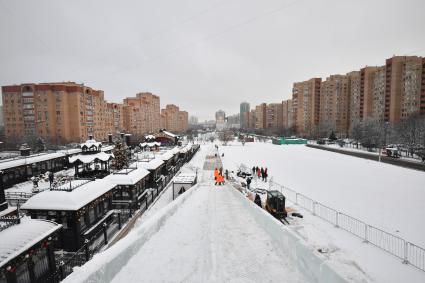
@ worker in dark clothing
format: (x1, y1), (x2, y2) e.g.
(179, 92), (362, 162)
(252, 166), (255, 175)
(48, 171), (54, 187)
(246, 177), (252, 190)
(225, 169), (229, 180)
(254, 194), (262, 208)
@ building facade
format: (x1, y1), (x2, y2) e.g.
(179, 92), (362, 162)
(2, 83), (188, 144)
(266, 103), (283, 129)
(254, 103), (267, 129)
(240, 102), (250, 129)
(292, 78), (321, 136)
(2, 82), (110, 144)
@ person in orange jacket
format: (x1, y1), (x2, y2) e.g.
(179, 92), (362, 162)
(214, 168), (219, 183)
(216, 174), (224, 186)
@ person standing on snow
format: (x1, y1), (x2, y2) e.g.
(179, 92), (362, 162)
(217, 174), (224, 186)
(257, 167), (261, 179)
(252, 166), (255, 175)
(214, 168), (219, 185)
(254, 194), (262, 208)
(260, 167), (265, 181)
(264, 167), (268, 182)
(246, 177), (252, 190)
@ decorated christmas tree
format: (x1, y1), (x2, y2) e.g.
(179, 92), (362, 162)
(111, 142), (129, 170)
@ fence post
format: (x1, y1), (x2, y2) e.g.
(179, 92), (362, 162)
(118, 211), (122, 230)
(59, 261), (65, 280)
(84, 240), (90, 262)
(103, 223), (108, 245)
(403, 242), (408, 264)
(312, 201), (316, 216)
(335, 212), (339, 228)
(363, 225), (368, 243)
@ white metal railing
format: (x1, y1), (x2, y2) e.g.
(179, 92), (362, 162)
(268, 179), (425, 272)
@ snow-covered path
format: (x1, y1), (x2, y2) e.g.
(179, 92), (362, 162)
(111, 183), (305, 283)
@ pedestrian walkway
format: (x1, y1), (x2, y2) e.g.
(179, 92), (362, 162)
(109, 183), (305, 283)
(203, 155), (223, 170)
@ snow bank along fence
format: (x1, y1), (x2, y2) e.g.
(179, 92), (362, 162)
(269, 179), (425, 272)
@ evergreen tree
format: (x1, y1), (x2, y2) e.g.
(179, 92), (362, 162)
(112, 142), (129, 170)
(329, 131), (337, 141)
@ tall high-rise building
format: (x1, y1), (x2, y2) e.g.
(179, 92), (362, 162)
(292, 78), (321, 136)
(240, 102), (250, 129)
(347, 71), (361, 129)
(123, 92), (161, 136)
(255, 103), (267, 129)
(248, 109), (256, 129)
(319, 75), (350, 136)
(266, 103), (283, 129)
(189, 116), (198, 125)
(385, 56), (425, 122)
(161, 104), (188, 133)
(215, 110), (226, 130)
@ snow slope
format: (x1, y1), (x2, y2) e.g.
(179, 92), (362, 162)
(111, 184), (306, 283)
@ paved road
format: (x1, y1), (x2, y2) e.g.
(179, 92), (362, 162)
(307, 144), (425, 172)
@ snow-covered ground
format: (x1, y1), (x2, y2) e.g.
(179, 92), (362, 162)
(219, 141), (425, 282)
(63, 141), (425, 282)
(219, 141), (425, 247)
(111, 184), (306, 283)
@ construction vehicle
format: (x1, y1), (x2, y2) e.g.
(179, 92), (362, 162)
(265, 190), (288, 223)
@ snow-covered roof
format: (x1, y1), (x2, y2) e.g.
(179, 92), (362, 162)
(101, 145), (114, 152)
(140, 142), (161, 148)
(0, 218), (62, 268)
(179, 144), (193, 154)
(58, 148), (82, 155)
(0, 152), (66, 171)
(171, 147), (181, 155)
(21, 179), (116, 211)
(68, 152), (114, 164)
(137, 158), (164, 171)
(162, 130), (177, 138)
(80, 139), (102, 149)
(105, 166), (150, 185)
(145, 135), (156, 140)
(173, 173), (196, 184)
(159, 151), (174, 161)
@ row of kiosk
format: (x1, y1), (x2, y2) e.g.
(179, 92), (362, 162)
(0, 137), (200, 283)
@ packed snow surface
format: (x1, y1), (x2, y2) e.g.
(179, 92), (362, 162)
(111, 184), (305, 282)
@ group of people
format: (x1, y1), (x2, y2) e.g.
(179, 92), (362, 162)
(214, 167), (225, 186)
(252, 166), (268, 182)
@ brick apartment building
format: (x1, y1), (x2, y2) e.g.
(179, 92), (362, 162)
(1, 82), (111, 144)
(122, 92), (161, 137)
(292, 78), (321, 136)
(266, 103), (283, 129)
(242, 55), (425, 138)
(255, 103), (267, 129)
(2, 83), (188, 144)
(160, 104), (189, 133)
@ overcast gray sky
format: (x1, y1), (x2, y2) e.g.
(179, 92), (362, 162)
(1, 0), (425, 120)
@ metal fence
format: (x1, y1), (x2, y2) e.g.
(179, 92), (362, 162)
(269, 180), (425, 272)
